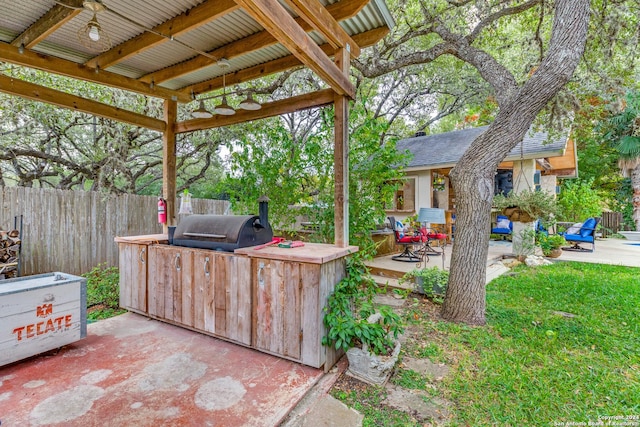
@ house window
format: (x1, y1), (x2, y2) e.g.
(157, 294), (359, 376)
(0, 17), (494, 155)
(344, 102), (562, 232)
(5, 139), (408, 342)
(534, 171), (541, 191)
(387, 178), (415, 212)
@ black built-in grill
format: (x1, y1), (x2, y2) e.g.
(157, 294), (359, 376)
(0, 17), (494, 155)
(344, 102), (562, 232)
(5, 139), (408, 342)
(172, 197), (273, 251)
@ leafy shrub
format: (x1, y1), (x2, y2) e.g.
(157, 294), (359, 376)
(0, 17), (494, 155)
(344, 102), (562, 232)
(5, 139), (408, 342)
(536, 233), (566, 256)
(322, 255), (404, 355)
(557, 179), (604, 222)
(83, 263), (123, 320)
(616, 178), (635, 230)
(399, 266), (449, 301)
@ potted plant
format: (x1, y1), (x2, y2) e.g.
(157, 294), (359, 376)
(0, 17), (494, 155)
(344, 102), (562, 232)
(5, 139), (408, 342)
(433, 174), (446, 191)
(399, 266), (449, 299)
(537, 233), (566, 258)
(322, 256), (404, 385)
(493, 189), (560, 223)
(396, 191), (404, 210)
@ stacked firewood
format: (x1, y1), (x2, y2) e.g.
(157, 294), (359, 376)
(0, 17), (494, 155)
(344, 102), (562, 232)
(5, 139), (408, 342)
(0, 228), (21, 280)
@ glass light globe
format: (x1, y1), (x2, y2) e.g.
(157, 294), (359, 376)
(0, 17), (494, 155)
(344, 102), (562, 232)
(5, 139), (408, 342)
(88, 24), (100, 41)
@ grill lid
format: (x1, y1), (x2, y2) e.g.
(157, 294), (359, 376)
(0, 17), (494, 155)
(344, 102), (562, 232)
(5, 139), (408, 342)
(174, 215), (261, 243)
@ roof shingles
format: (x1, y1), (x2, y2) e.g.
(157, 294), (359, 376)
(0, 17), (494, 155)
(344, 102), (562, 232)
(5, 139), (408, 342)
(396, 126), (567, 169)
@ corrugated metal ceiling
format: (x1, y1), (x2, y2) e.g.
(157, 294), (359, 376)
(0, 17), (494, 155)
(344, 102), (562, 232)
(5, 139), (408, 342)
(0, 0), (393, 98)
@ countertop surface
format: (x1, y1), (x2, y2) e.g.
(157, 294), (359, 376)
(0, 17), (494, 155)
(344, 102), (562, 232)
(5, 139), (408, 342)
(114, 234), (168, 245)
(235, 242), (358, 264)
(115, 235), (357, 264)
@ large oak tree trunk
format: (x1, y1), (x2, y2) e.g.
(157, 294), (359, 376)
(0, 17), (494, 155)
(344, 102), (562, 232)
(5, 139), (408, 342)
(441, 0), (591, 325)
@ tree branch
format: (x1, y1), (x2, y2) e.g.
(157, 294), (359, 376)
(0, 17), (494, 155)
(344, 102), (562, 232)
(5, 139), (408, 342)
(468, 0), (543, 43)
(432, 22), (519, 105)
(353, 42), (455, 79)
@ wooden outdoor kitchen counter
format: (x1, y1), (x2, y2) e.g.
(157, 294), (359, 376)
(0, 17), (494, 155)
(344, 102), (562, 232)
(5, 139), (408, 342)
(114, 234), (168, 245)
(234, 242), (358, 263)
(115, 236), (356, 370)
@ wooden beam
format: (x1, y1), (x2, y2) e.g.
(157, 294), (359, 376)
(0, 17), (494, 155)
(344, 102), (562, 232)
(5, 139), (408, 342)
(235, 0), (355, 98)
(11, 1), (84, 48)
(0, 42), (190, 103)
(86, 0), (239, 69)
(334, 47), (350, 247)
(547, 138), (577, 170)
(141, 0), (369, 85)
(542, 168), (576, 177)
(0, 74), (166, 132)
(175, 89), (334, 133)
(163, 100), (178, 230)
(184, 26), (388, 96)
(187, 56), (303, 96)
(498, 161), (514, 168)
(283, 0), (360, 57)
(334, 93), (349, 247)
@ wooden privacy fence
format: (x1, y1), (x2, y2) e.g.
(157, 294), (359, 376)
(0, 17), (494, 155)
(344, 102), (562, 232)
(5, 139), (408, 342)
(600, 211), (624, 237)
(0, 186), (229, 277)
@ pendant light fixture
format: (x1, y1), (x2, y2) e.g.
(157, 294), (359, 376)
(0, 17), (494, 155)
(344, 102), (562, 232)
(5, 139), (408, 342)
(192, 99), (213, 119)
(77, 0), (111, 52)
(213, 94), (235, 116)
(190, 58), (263, 117)
(213, 61), (235, 115)
(83, 0), (106, 12)
(238, 92), (262, 111)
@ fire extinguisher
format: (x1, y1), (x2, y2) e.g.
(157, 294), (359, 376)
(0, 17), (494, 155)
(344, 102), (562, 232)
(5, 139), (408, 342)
(158, 197), (167, 224)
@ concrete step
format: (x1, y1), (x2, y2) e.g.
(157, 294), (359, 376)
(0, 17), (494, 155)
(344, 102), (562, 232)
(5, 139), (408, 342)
(486, 261), (511, 284)
(370, 274), (413, 292)
(366, 265), (406, 280)
(281, 358), (363, 427)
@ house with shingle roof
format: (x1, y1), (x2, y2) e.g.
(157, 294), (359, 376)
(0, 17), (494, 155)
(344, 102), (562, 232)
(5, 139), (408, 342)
(388, 125), (577, 230)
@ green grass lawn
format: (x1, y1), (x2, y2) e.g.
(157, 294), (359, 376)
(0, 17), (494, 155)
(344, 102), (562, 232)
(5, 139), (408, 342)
(83, 264), (126, 320)
(446, 262), (640, 425)
(333, 262), (640, 426)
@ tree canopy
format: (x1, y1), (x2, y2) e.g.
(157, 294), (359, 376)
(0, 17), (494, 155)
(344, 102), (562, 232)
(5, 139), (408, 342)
(0, 66), (225, 195)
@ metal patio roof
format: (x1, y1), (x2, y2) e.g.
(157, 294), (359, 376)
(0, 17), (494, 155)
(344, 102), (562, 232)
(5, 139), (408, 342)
(0, 0), (393, 104)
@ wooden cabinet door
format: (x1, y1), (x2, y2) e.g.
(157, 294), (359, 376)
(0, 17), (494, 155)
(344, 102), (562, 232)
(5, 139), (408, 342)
(192, 251), (252, 345)
(148, 245), (194, 327)
(253, 258), (302, 360)
(118, 243), (147, 313)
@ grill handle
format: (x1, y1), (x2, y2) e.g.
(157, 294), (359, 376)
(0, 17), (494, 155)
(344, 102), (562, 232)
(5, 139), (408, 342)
(204, 257), (210, 276)
(183, 232), (226, 239)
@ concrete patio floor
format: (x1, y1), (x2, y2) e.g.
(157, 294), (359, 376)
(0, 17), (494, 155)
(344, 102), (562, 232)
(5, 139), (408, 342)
(0, 312), (324, 426)
(547, 237), (640, 267)
(486, 236), (640, 268)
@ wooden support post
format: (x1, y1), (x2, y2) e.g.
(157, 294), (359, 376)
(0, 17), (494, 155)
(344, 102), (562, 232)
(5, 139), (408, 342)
(163, 99), (178, 232)
(334, 48), (350, 247)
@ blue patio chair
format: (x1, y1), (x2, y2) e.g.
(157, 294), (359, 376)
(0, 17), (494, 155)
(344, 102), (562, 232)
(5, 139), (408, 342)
(535, 219), (549, 236)
(560, 217), (600, 252)
(491, 215), (512, 239)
